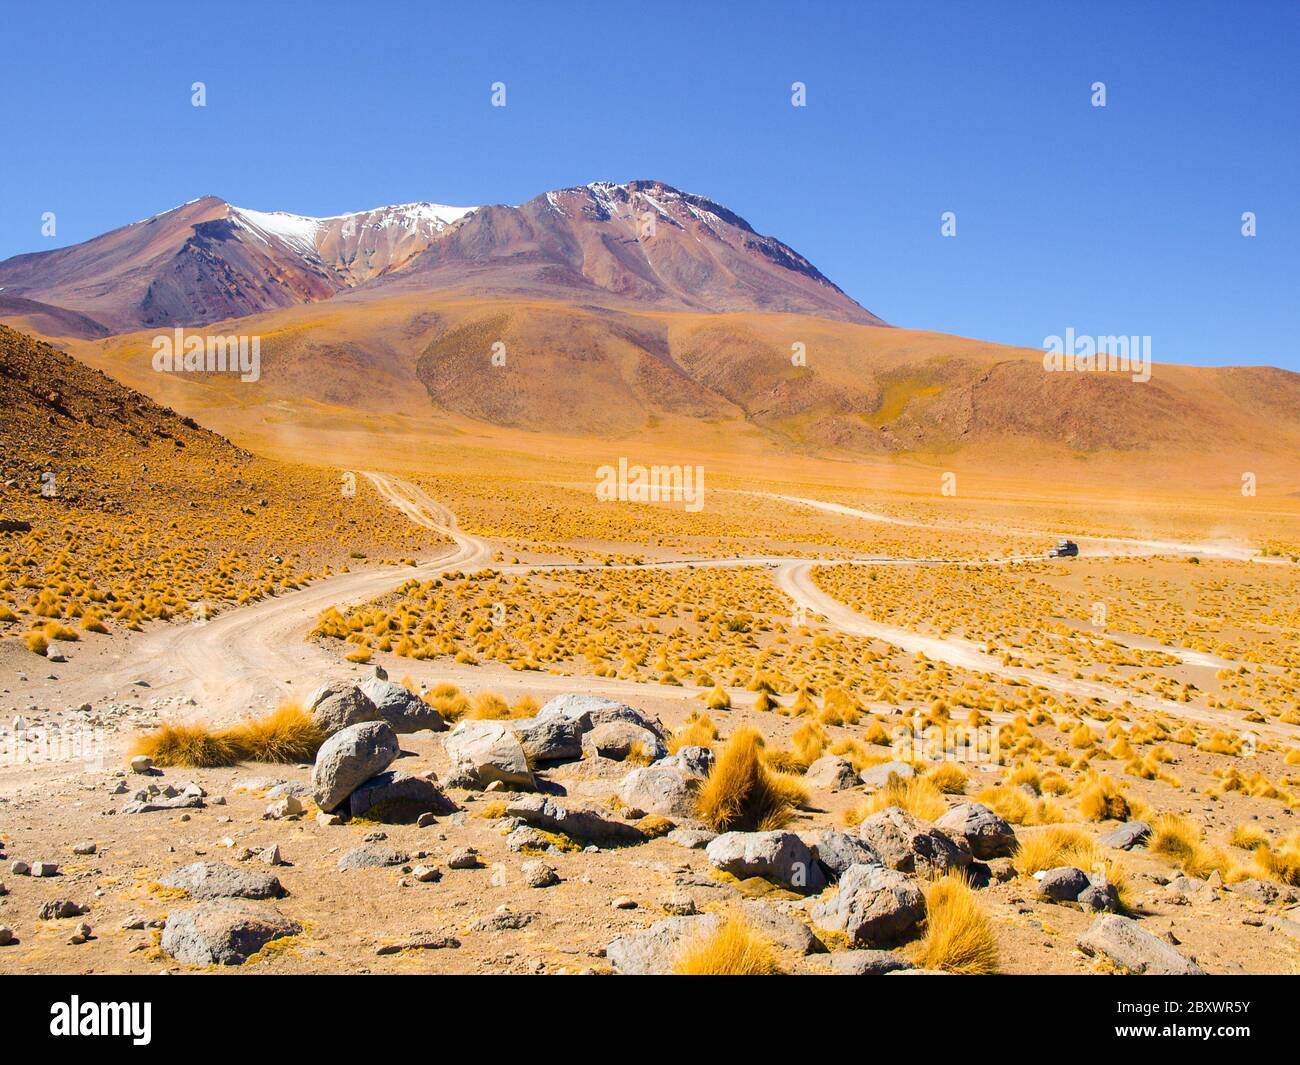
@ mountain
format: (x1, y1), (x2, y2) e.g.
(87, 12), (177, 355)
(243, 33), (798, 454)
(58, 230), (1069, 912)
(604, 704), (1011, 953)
(377, 181), (882, 324)
(0, 196), (477, 334)
(0, 182), (879, 334)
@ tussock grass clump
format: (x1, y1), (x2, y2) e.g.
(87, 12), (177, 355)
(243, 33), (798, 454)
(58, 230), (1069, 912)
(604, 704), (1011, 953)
(424, 683), (470, 722)
(130, 703), (323, 767)
(911, 872), (999, 974)
(1148, 813), (1237, 880)
(926, 762), (969, 795)
(131, 722), (240, 768)
(1229, 822), (1269, 851)
(849, 774), (947, 825)
(468, 691), (511, 720)
(669, 712), (719, 753)
(1013, 826), (1099, 876)
(696, 727), (808, 832)
(673, 917), (781, 976)
(703, 685), (731, 711)
(224, 703), (323, 763)
(1254, 839), (1300, 886)
(1076, 774), (1137, 822)
(22, 629), (49, 655)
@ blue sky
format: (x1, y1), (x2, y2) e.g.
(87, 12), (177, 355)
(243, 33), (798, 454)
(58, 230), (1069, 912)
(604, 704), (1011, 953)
(2, 0), (1296, 368)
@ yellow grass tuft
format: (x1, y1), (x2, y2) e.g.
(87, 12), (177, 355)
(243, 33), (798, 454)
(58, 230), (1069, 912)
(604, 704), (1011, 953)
(673, 917), (781, 976)
(1228, 823), (1269, 851)
(704, 685), (731, 711)
(1148, 813), (1237, 880)
(911, 872), (999, 974)
(669, 712), (719, 753)
(130, 702), (323, 767)
(696, 727), (808, 832)
(856, 773), (947, 823)
(926, 761), (969, 795)
(224, 703), (323, 763)
(1077, 774), (1135, 822)
(130, 722), (240, 768)
(1013, 826), (1099, 876)
(468, 691), (512, 719)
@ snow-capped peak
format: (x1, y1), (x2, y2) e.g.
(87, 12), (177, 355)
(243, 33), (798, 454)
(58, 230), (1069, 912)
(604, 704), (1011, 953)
(230, 206), (324, 257)
(227, 201), (479, 255)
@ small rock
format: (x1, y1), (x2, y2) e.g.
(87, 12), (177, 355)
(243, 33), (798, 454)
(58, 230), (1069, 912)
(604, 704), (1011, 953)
(521, 860), (561, 888)
(446, 847), (481, 869)
(1037, 866), (1091, 902)
(38, 898), (87, 920)
(827, 949), (914, 975)
(337, 845), (409, 871)
(1097, 820), (1152, 850)
(265, 796), (304, 820)
(130, 755), (153, 774)
(661, 893), (697, 916)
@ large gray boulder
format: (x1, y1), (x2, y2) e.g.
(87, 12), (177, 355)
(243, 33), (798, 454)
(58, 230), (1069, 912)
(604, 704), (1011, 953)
(1077, 914), (1205, 975)
(934, 802), (1016, 859)
(536, 694), (667, 741)
(815, 830), (882, 880)
(1098, 820), (1152, 850)
(347, 770), (455, 821)
(359, 677), (446, 734)
(443, 720), (534, 790)
(308, 682), (383, 736)
(857, 807), (971, 876)
(581, 720), (668, 762)
(705, 831), (826, 893)
(618, 763), (699, 818)
(311, 721), (399, 812)
(605, 913), (724, 975)
(859, 761), (916, 788)
(805, 755), (859, 791)
(510, 716), (584, 763)
(740, 900), (825, 955)
(162, 901), (301, 965)
(504, 794), (645, 845)
(1037, 866), (1091, 902)
(810, 863), (926, 947)
(159, 862), (285, 900)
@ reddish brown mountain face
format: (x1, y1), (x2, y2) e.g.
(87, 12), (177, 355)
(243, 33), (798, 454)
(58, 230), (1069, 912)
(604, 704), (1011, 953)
(0, 182), (881, 334)
(383, 181), (883, 324)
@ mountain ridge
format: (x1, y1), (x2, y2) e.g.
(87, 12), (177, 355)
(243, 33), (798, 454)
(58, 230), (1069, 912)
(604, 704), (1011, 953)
(0, 182), (880, 333)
